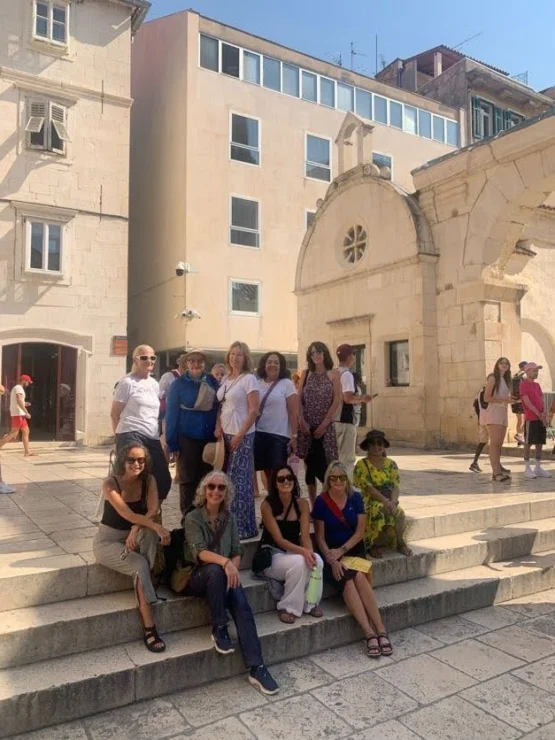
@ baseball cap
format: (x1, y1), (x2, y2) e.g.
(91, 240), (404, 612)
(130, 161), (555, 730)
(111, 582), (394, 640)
(20, 374), (33, 383)
(336, 344), (354, 361)
(524, 362), (542, 372)
(518, 361), (527, 370)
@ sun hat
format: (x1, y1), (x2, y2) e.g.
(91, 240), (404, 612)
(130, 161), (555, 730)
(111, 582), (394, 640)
(360, 429), (390, 451)
(202, 437), (225, 471)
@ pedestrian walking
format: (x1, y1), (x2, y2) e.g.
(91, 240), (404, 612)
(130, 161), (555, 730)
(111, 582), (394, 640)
(482, 358), (512, 482)
(511, 361), (527, 445)
(520, 362), (552, 479)
(7, 374), (36, 456)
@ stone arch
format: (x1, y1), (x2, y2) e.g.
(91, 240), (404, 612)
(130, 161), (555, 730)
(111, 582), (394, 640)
(0, 326), (94, 353)
(520, 317), (555, 385)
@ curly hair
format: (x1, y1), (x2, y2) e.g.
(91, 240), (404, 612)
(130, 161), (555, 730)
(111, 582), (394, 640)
(323, 460), (354, 496)
(112, 444), (152, 482)
(193, 470), (235, 510)
(225, 341), (254, 374)
(257, 351), (288, 380)
(306, 341), (334, 372)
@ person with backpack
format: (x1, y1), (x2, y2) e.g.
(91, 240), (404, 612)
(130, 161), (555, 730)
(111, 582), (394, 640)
(511, 361), (527, 445)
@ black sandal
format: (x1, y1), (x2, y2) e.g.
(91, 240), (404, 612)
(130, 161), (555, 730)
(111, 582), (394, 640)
(377, 632), (393, 656)
(366, 634), (381, 658)
(143, 625), (166, 653)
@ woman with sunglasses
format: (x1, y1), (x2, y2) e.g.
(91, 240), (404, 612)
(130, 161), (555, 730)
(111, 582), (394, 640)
(297, 341), (341, 505)
(256, 465), (323, 623)
(313, 461), (392, 658)
(111, 345), (172, 502)
(184, 471), (279, 695)
(482, 357), (512, 482)
(93, 445), (171, 652)
(353, 430), (412, 559)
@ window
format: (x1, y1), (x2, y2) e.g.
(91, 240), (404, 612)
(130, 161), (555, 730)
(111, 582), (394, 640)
(432, 115), (445, 142)
(505, 110), (525, 129)
(472, 97), (525, 140)
(337, 83), (354, 112)
(222, 43), (240, 78)
(389, 340), (409, 386)
(372, 152), (392, 171)
(230, 280), (260, 315)
(341, 225), (367, 266)
(404, 106), (418, 135)
(230, 114), (260, 165)
(355, 89), (372, 120)
(25, 100), (69, 154)
(283, 64), (299, 96)
(389, 101), (403, 129)
(320, 77), (335, 108)
(302, 71), (318, 102)
(243, 51), (260, 84)
(230, 197), (259, 248)
(305, 134), (331, 182)
(418, 110), (432, 139)
(34, 1), (68, 45)
(446, 119), (459, 146)
(263, 57), (281, 91)
(26, 220), (63, 273)
(374, 96), (388, 124)
(305, 210), (316, 230)
(200, 34), (219, 71)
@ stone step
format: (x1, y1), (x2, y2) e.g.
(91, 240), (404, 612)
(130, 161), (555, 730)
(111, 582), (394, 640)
(4, 549), (555, 738)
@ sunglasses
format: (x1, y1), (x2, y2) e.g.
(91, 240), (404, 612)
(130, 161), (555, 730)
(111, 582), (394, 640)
(329, 474), (347, 483)
(276, 474), (294, 483)
(206, 483), (227, 492)
(137, 355), (156, 362)
(126, 457), (146, 465)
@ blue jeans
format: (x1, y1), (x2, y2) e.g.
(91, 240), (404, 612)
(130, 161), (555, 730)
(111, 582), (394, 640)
(189, 563), (263, 668)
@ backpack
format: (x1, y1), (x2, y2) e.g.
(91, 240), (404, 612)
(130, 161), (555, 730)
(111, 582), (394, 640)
(512, 373), (523, 401)
(473, 387), (488, 416)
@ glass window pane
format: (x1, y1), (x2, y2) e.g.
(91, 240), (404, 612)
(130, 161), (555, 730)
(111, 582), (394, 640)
(200, 35), (219, 72)
(390, 101), (403, 129)
(222, 43), (239, 78)
(231, 115), (258, 148)
(404, 106), (418, 135)
(230, 229), (259, 247)
(337, 83), (354, 112)
(232, 197), (258, 230)
(52, 21), (66, 42)
(374, 96), (387, 124)
(390, 340), (409, 386)
(230, 145), (259, 166)
(306, 164), (330, 182)
(283, 64), (299, 96)
(36, 16), (48, 37)
(306, 135), (329, 166)
(302, 71), (317, 102)
(355, 89), (372, 119)
(53, 6), (66, 22)
(263, 57), (281, 91)
(446, 119), (459, 146)
(232, 283), (258, 313)
(433, 115), (445, 142)
(372, 153), (392, 170)
(306, 211), (316, 229)
(51, 119), (62, 151)
(30, 222), (43, 269)
(418, 109), (432, 138)
(47, 224), (61, 271)
(243, 51), (260, 84)
(320, 77), (335, 107)
(36, 2), (48, 17)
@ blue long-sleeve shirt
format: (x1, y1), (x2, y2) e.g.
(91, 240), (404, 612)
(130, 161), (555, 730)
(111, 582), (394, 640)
(165, 372), (219, 451)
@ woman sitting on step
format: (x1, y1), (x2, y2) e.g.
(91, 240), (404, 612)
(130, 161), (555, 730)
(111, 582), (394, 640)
(93, 444), (171, 653)
(254, 465), (324, 623)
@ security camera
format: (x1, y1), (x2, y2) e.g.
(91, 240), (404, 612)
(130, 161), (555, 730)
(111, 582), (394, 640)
(181, 308), (201, 320)
(175, 261), (186, 277)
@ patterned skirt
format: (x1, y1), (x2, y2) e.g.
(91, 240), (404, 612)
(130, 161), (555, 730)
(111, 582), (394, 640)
(364, 499), (406, 550)
(224, 432), (257, 540)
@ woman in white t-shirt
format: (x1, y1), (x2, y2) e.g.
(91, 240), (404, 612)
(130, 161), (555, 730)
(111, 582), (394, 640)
(254, 352), (297, 485)
(111, 345), (172, 501)
(216, 342), (260, 539)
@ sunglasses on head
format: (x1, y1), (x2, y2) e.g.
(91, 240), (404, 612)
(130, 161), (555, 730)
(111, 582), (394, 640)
(206, 483), (227, 492)
(137, 355), (156, 362)
(276, 474), (294, 483)
(329, 474), (347, 483)
(126, 456), (146, 465)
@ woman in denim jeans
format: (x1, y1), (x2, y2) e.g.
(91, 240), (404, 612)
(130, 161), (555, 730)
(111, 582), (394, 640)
(184, 470), (279, 695)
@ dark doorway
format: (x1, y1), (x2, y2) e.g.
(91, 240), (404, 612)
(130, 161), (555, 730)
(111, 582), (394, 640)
(351, 344), (367, 427)
(1, 343), (77, 441)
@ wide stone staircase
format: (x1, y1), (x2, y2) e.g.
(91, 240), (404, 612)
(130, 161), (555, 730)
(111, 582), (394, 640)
(4, 491), (555, 736)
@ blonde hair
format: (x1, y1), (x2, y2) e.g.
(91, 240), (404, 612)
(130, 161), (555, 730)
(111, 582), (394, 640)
(323, 460), (354, 496)
(131, 344), (154, 371)
(194, 471), (235, 510)
(225, 341), (254, 374)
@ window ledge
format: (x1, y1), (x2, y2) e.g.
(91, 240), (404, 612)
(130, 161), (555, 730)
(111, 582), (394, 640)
(28, 36), (71, 59)
(21, 269), (71, 287)
(11, 201), (77, 221)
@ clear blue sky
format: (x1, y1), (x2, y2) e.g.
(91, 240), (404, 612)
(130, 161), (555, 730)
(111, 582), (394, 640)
(146, 0), (554, 91)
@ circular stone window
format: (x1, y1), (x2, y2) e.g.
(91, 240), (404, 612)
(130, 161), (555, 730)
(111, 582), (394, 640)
(342, 225), (368, 266)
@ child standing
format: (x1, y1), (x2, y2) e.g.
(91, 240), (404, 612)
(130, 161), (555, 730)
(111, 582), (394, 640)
(520, 363), (552, 479)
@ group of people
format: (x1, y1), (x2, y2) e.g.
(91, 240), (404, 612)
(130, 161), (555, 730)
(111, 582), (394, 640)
(471, 357), (554, 482)
(94, 340), (411, 694)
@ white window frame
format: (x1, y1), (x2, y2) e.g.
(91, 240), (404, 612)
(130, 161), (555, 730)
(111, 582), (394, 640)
(229, 112), (261, 167)
(25, 98), (69, 155)
(198, 34), (220, 73)
(229, 195), (261, 249)
(305, 209), (316, 230)
(33, 0), (69, 47)
(372, 151), (394, 180)
(25, 218), (65, 275)
(305, 133), (332, 183)
(221, 41), (241, 79)
(229, 278), (261, 316)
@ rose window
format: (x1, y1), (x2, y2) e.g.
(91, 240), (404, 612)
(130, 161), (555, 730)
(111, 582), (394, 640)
(342, 225), (367, 265)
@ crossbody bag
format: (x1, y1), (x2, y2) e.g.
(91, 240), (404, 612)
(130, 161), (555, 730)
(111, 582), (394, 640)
(321, 493), (372, 581)
(171, 511), (230, 593)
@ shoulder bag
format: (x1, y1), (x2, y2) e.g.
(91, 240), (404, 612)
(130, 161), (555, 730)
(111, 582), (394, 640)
(170, 511), (231, 593)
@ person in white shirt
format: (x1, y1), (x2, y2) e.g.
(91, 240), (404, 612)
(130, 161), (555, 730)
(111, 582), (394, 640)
(0, 383), (16, 493)
(216, 342), (260, 539)
(111, 345), (171, 502)
(6, 374), (35, 457)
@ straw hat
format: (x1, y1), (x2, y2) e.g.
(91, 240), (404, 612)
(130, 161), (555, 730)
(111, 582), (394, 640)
(202, 437), (225, 471)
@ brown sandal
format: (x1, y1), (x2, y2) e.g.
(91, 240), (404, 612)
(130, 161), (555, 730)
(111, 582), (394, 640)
(369, 545), (383, 559)
(307, 605), (323, 618)
(278, 610), (296, 624)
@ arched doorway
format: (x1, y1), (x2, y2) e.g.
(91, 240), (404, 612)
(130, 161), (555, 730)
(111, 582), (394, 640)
(1, 343), (77, 441)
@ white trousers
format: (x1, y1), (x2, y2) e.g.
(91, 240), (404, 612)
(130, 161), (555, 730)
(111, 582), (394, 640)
(335, 422), (357, 478)
(264, 552), (323, 617)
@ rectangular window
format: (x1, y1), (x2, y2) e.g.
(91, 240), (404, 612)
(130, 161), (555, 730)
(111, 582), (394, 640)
(446, 119), (459, 146)
(372, 152), (392, 171)
(27, 220), (63, 273)
(221, 43), (240, 78)
(404, 106), (418, 135)
(282, 64), (299, 96)
(389, 100), (403, 129)
(388, 340), (409, 387)
(34, 1), (68, 45)
(355, 89), (372, 120)
(305, 210), (316, 230)
(230, 280), (260, 315)
(25, 99), (69, 154)
(337, 83), (354, 112)
(432, 115), (445, 142)
(263, 57), (281, 92)
(473, 97), (494, 140)
(418, 109), (432, 139)
(320, 77), (335, 108)
(230, 114), (259, 166)
(505, 110), (525, 129)
(305, 134), (331, 182)
(230, 197), (260, 248)
(243, 50), (260, 84)
(200, 34), (219, 71)
(301, 71), (318, 102)
(374, 95), (388, 124)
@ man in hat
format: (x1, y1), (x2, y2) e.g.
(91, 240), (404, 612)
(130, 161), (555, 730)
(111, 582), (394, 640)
(511, 361), (528, 445)
(520, 363), (551, 479)
(165, 349), (220, 523)
(7, 374), (36, 456)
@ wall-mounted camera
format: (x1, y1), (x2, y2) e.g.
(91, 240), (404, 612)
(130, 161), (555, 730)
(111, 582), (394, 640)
(175, 261), (186, 277)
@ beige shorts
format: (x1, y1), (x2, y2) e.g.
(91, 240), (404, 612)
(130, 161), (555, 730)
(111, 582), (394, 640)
(478, 424), (489, 444)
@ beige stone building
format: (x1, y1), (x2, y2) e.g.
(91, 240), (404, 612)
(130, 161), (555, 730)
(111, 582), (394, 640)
(0, 0), (148, 443)
(128, 10), (463, 370)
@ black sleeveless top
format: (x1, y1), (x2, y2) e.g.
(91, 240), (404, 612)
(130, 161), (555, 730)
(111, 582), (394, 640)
(101, 476), (148, 531)
(260, 497), (302, 548)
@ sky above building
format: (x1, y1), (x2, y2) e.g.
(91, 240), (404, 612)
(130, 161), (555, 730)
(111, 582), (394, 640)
(147, 0), (554, 92)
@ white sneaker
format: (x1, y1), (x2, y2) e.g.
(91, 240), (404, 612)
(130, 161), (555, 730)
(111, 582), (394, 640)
(0, 482), (15, 494)
(524, 467), (537, 479)
(535, 467), (552, 478)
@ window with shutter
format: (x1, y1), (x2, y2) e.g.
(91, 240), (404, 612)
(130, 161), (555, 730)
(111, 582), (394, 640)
(50, 103), (69, 152)
(494, 106), (504, 135)
(25, 99), (68, 154)
(26, 101), (47, 148)
(471, 96), (482, 139)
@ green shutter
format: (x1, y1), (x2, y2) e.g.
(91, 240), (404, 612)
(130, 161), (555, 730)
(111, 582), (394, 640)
(494, 106), (504, 135)
(503, 109), (511, 130)
(472, 96), (482, 139)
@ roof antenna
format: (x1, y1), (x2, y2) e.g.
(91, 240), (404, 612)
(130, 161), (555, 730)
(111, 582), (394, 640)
(325, 51), (343, 67)
(452, 31), (483, 51)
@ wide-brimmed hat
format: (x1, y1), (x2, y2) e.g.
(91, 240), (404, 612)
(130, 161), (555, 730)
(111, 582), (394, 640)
(202, 437), (225, 471)
(360, 429), (390, 450)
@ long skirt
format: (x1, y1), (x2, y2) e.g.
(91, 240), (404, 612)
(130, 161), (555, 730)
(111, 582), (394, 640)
(93, 524), (158, 604)
(224, 432), (257, 540)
